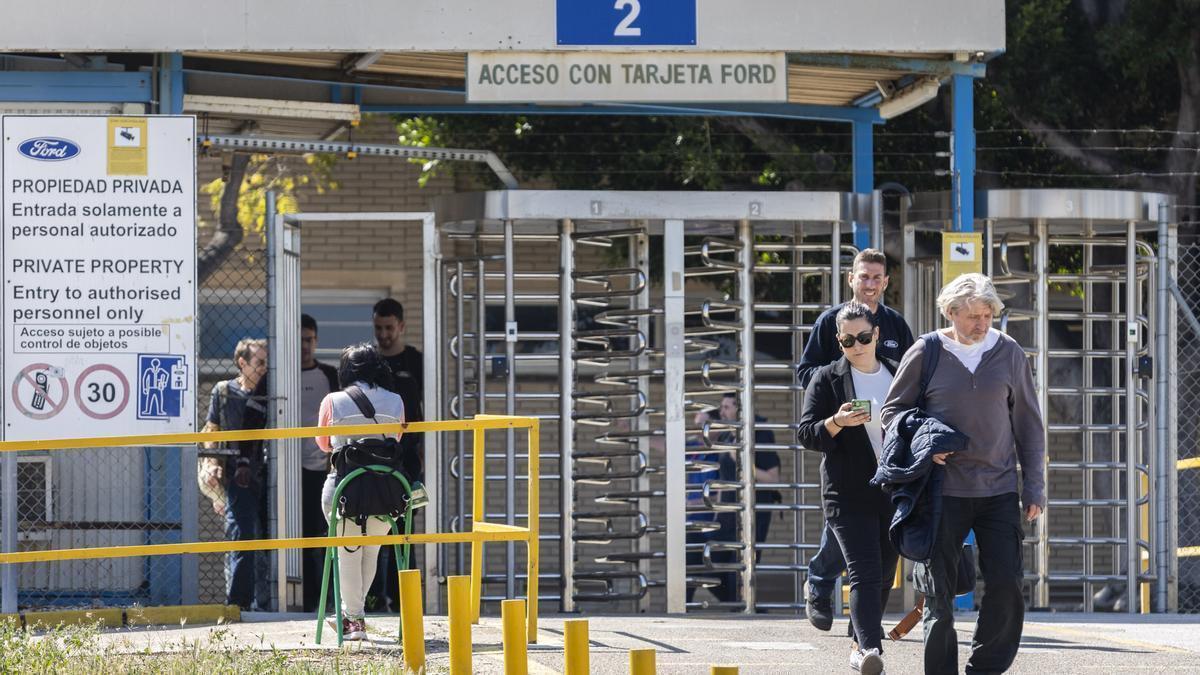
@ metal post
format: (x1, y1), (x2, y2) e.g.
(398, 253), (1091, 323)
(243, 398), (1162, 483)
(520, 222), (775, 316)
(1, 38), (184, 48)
(870, 190), (883, 250)
(503, 219), (517, 600)
(559, 218), (576, 612)
(831, 220), (842, 306)
(265, 191), (282, 611)
(1124, 219), (1139, 613)
(1, 451), (15, 613)
(851, 120), (873, 250)
(1034, 219), (1050, 608)
(951, 73), (976, 233)
(1154, 202), (1170, 612)
(422, 212), (442, 613)
(663, 219), (687, 613)
(633, 226), (653, 613)
(737, 219), (757, 612)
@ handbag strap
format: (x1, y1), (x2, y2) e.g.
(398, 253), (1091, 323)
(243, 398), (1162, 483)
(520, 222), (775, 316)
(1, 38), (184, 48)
(916, 333), (942, 409)
(344, 385), (388, 439)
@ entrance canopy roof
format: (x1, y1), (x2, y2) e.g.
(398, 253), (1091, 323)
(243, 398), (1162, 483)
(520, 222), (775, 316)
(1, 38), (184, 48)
(1, 0), (1004, 135)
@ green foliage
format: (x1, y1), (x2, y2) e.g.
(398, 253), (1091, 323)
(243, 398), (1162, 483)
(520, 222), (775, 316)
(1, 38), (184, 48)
(200, 153), (339, 234)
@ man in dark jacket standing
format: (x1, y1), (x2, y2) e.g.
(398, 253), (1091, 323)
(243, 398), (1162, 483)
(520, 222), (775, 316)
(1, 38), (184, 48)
(881, 273), (1045, 675)
(796, 248), (915, 630)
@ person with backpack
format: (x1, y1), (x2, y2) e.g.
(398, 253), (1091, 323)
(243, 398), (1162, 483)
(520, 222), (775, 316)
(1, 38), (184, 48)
(315, 342), (407, 641)
(881, 273), (1045, 675)
(796, 302), (900, 675)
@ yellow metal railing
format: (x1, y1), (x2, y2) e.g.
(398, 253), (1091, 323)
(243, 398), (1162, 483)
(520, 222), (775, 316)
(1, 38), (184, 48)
(0, 414), (540, 639)
(1181, 457), (1200, 561)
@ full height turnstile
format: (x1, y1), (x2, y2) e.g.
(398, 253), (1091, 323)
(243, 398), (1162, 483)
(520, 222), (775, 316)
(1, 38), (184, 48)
(427, 190), (870, 614)
(902, 189), (1177, 612)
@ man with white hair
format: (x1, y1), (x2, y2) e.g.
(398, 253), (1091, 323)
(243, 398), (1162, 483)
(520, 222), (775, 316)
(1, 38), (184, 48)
(881, 273), (1045, 675)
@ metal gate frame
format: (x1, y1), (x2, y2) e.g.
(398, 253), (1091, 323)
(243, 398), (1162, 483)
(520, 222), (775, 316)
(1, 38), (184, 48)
(272, 210), (439, 612)
(902, 189), (1176, 612)
(429, 190), (871, 614)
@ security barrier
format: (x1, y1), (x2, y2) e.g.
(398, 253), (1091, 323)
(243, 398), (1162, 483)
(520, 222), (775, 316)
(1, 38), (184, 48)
(0, 414), (540, 638)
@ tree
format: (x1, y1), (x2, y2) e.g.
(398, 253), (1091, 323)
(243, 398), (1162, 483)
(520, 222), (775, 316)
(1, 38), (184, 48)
(196, 152), (337, 284)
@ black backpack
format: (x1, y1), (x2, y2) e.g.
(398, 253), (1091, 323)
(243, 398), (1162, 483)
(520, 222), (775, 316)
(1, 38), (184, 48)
(332, 386), (416, 533)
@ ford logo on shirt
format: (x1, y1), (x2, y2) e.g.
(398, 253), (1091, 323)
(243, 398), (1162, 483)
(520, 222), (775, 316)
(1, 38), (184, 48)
(17, 137), (81, 161)
(883, 339), (899, 349)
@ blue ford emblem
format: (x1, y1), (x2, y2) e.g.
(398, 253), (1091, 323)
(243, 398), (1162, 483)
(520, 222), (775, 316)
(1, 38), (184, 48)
(883, 339), (899, 349)
(17, 137), (81, 161)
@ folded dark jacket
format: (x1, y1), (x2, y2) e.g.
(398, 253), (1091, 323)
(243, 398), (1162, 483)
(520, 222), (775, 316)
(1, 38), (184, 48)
(871, 408), (969, 563)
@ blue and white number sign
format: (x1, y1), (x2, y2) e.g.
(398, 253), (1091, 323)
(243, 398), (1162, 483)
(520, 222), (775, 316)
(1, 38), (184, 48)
(557, 0), (697, 46)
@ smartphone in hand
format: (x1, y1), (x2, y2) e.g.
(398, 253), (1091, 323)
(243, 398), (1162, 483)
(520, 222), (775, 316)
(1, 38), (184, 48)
(851, 399), (872, 421)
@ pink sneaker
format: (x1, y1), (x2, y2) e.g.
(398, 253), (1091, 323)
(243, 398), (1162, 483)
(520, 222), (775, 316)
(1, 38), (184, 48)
(343, 617), (367, 641)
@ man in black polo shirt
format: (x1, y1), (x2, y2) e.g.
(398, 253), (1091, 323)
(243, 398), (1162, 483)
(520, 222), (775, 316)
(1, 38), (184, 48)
(369, 297), (424, 611)
(795, 248), (914, 631)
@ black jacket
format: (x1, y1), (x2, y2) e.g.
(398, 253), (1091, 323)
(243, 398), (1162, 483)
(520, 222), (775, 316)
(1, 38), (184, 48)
(796, 356), (898, 518)
(795, 303), (914, 388)
(870, 408), (969, 562)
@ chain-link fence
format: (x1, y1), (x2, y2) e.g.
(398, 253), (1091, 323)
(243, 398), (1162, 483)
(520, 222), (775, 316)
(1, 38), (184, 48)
(1175, 241), (1200, 613)
(0, 207), (269, 612)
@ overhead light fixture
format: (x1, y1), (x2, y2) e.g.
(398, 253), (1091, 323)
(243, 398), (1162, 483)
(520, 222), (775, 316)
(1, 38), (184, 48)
(182, 95), (361, 123)
(878, 77), (941, 120)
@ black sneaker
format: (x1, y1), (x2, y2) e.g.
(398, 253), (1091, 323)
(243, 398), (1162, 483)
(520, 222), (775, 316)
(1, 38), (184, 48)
(805, 581), (833, 631)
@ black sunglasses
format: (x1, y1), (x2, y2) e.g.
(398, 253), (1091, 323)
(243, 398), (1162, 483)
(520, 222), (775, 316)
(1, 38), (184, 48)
(837, 330), (875, 348)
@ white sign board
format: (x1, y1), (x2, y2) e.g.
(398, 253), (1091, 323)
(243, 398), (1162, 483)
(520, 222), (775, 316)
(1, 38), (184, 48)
(1, 115), (197, 441)
(468, 52), (787, 103)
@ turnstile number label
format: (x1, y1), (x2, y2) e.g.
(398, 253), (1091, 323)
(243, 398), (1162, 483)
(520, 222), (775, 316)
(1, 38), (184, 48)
(556, 0), (697, 45)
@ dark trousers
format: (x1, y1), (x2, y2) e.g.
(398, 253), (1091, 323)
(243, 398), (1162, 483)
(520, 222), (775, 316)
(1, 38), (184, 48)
(225, 477), (266, 610)
(301, 468), (330, 612)
(808, 521), (848, 597)
(828, 510), (899, 651)
(685, 512), (773, 604)
(923, 493), (1025, 675)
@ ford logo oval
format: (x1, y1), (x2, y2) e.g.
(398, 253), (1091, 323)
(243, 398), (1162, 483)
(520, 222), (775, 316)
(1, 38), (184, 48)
(17, 137), (81, 161)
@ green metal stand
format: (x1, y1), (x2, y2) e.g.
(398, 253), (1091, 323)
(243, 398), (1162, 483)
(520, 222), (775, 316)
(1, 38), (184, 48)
(315, 465), (416, 646)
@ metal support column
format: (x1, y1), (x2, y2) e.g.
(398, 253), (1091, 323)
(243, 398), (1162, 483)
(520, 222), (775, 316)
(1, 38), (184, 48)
(852, 120), (873, 250)
(503, 219), (517, 600)
(737, 220), (757, 611)
(1124, 220), (1139, 613)
(1034, 219), (1050, 608)
(422, 212), (442, 613)
(1, 452), (15, 613)
(157, 53), (184, 115)
(1154, 202), (1171, 612)
(663, 219), (687, 613)
(559, 218), (576, 613)
(951, 74), (975, 232)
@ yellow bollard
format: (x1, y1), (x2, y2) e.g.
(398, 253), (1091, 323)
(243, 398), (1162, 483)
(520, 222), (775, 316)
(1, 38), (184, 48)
(448, 575), (473, 675)
(399, 569), (426, 674)
(711, 667), (739, 675)
(564, 619), (590, 675)
(629, 648), (656, 675)
(502, 599), (528, 675)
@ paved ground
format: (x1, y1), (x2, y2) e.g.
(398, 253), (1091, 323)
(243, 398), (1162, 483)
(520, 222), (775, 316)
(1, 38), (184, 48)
(93, 610), (1200, 673)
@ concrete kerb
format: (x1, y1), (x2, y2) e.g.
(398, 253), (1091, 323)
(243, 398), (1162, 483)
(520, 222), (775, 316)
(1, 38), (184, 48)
(1, 604), (240, 631)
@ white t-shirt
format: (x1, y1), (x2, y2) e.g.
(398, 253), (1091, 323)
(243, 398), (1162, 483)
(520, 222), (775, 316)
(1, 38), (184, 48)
(300, 366), (334, 471)
(937, 327), (1002, 374)
(850, 362), (894, 459)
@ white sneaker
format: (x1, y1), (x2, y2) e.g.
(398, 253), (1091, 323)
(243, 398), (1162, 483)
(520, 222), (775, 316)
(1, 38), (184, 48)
(849, 647), (884, 675)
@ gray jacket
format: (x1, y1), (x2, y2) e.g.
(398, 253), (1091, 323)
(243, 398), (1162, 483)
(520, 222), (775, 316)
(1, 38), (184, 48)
(880, 331), (1046, 508)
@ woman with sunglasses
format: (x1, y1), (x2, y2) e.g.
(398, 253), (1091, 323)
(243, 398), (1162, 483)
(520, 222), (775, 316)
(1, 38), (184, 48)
(797, 301), (901, 675)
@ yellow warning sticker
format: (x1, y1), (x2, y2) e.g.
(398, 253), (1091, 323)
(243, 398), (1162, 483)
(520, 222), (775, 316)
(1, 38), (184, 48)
(942, 232), (984, 285)
(107, 117), (148, 175)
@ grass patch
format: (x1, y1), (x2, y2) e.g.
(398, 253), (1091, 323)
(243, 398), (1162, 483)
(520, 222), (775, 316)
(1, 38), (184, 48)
(0, 621), (447, 673)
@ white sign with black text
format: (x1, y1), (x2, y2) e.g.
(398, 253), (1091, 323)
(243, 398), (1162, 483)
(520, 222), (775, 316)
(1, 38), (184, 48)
(467, 51), (787, 103)
(1, 115), (197, 441)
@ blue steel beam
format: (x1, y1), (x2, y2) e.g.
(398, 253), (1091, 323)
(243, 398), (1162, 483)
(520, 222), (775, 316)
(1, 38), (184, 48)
(158, 53), (184, 114)
(851, 120), (873, 249)
(363, 102), (882, 124)
(789, 53), (986, 78)
(951, 73), (975, 232)
(0, 71), (151, 103)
